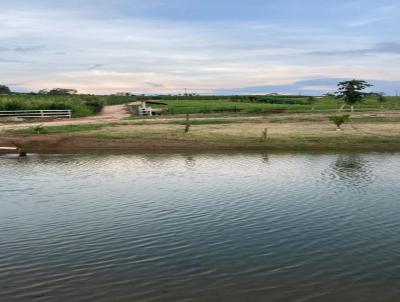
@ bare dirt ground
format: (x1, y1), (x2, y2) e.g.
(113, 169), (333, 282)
(1, 120), (400, 154)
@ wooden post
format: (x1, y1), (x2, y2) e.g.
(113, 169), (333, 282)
(184, 114), (191, 133)
(262, 128), (268, 142)
(17, 147), (27, 157)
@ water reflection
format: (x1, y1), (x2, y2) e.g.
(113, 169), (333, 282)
(0, 153), (399, 302)
(261, 153), (270, 164)
(327, 154), (373, 189)
(184, 156), (196, 168)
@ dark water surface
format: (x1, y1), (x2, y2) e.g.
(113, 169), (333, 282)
(1, 153), (400, 302)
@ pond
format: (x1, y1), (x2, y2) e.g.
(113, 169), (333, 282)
(1, 152), (400, 301)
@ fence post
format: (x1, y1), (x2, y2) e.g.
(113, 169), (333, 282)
(184, 114), (191, 133)
(40, 110), (44, 118)
(262, 128), (268, 142)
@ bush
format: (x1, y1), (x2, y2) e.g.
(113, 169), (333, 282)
(329, 115), (351, 130)
(84, 99), (104, 113)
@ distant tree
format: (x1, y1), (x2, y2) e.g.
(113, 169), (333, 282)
(230, 95), (242, 102)
(38, 89), (49, 95)
(0, 85), (11, 94)
(307, 96), (317, 111)
(329, 114), (351, 131)
(335, 80), (373, 112)
(48, 88), (78, 95)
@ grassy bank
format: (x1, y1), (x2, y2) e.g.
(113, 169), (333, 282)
(7, 124), (111, 135)
(3, 113), (400, 152)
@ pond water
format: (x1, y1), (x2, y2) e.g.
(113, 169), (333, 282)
(1, 152), (400, 302)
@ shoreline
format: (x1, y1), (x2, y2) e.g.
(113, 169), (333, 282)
(2, 135), (400, 154)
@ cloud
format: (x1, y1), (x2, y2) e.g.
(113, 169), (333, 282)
(347, 17), (387, 27)
(1, 1), (400, 94)
(0, 58), (24, 63)
(308, 42), (400, 56)
(212, 78), (400, 96)
(0, 45), (43, 52)
(146, 82), (164, 88)
(88, 64), (104, 70)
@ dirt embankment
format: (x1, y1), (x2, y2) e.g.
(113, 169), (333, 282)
(2, 108), (400, 154)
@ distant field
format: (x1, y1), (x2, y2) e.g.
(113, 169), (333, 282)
(1, 93), (400, 117)
(152, 96), (400, 115)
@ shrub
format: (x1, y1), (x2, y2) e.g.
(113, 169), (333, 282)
(329, 114), (351, 130)
(84, 99), (104, 113)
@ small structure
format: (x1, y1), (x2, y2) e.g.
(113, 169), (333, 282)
(137, 100), (167, 116)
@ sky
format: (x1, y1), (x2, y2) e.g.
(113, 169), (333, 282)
(1, 0), (400, 95)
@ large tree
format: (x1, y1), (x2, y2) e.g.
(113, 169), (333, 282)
(335, 80), (373, 112)
(0, 85), (11, 94)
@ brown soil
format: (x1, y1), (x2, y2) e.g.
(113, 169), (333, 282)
(0, 135), (237, 154)
(2, 109), (400, 154)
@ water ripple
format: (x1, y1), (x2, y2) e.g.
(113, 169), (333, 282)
(1, 152), (400, 301)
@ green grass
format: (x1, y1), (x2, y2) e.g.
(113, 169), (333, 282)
(168, 118), (239, 125)
(153, 100), (304, 114)
(351, 116), (400, 123)
(2, 93), (400, 119)
(0, 94), (137, 117)
(151, 96), (400, 115)
(6, 124), (111, 136)
(0, 94), (103, 117)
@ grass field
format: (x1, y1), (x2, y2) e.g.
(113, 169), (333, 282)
(152, 96), (400, 115)
(6, 124), (111, 135)
(0, 94), (137, 117)
(1, 94), (400, 119)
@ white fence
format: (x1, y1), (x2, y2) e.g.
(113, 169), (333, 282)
(0, 110), (72, 119)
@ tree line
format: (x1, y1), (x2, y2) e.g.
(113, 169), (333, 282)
(0, 85), (78, 95)
(0, 80), (390, 110)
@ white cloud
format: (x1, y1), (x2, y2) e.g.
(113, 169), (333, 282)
(1, 3), (400, 94)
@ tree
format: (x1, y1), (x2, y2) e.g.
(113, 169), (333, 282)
(38, 89), (49, 95)
(48, 88), (78, 95)
(248, 96), (258, 102)
(0, 85), (11, 94)
(329, 114), (351, 131)
(335, 80), (373, 112)
(307, 96), (317, 111)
